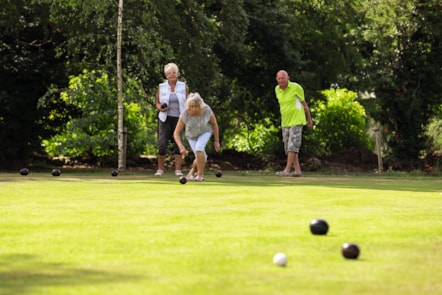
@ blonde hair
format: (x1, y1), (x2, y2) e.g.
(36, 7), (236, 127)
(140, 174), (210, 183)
(164, 63), (179, 77)
(186, 92), (204, 109)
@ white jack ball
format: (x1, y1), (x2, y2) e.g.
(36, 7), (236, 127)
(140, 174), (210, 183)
(273, 253), (288, 267)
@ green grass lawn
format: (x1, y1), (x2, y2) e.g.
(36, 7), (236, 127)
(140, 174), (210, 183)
(0, 170), (441, 295)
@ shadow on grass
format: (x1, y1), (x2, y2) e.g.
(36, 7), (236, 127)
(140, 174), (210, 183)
(202, 174), (442, 193)
(1, 172), (440, 193)
(0, 253), (142, 295)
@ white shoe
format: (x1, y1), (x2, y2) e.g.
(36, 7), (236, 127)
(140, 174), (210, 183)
(194, 176), (205, 182)
(175, 170), (183, 176)
(186, 173), (195, 181)
(154, 170), (164, 176)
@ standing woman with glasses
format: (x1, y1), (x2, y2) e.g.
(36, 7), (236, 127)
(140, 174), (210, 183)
(154, 63), (189, 176)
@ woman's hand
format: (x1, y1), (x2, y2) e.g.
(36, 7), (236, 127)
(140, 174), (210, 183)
(214, 141), (220, 152)
(159, 102), (168, 112)
(179, 146), (188, 158)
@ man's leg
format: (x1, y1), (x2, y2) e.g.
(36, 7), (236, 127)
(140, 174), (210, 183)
(289, 126), (303, 175)
(284, 151), (295, 173)
(292, 152), (302, 174)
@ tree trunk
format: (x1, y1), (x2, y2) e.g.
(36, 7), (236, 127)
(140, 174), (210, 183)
(117, 0), (125, 170)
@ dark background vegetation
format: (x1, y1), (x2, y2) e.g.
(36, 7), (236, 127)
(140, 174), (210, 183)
(1, 0), (441, 174)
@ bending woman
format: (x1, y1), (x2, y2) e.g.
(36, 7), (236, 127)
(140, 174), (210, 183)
(174, 93), (220, 182)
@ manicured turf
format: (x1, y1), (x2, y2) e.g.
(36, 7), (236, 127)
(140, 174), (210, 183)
(0, 170), (441, 295)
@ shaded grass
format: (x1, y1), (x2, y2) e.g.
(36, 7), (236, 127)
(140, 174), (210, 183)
(0, 171), (441, 295)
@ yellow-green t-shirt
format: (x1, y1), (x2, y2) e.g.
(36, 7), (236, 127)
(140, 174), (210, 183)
(275, 82), (306, 127)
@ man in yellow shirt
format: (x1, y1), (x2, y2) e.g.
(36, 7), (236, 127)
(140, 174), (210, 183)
(275, 70), (313, 177)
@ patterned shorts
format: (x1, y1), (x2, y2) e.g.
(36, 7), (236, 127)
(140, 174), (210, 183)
(282, 125), (303, 154)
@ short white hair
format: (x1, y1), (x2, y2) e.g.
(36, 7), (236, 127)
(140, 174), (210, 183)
(164, 63), (179, 76)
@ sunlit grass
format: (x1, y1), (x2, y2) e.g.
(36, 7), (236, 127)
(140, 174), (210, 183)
(0, 171), (441, 295)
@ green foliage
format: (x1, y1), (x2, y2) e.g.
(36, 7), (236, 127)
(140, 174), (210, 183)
(223, 118), (280, 155)
(357, 0), (442, 164)
(213, 0), (370, 155)
(1, 0), (441, 169)
(42, 70), (153, 164)
(427, 104), (442, 152)
(0, 0), (67, 168)
(305, 88), (371, 155)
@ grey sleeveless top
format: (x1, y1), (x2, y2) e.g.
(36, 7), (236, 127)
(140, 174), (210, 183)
(167, 93), (180, 117)
(181, 105), (213, 140)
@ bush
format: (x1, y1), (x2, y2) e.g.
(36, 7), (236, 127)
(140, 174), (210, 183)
(223, 117), (281, 157)
(42, 70), (154, 164)
(304, 88), (371, 156)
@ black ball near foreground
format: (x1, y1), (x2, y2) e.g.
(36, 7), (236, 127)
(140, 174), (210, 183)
(215, 170), (223, 178)
(111, 170), (118, 177)
(161, 103), (168, 109)
(51, 169), (61, 176)
(20, 168), (29, 176)
(310, 219), (329, 235)
(179, 177), (187, 184)
(342, 243), (360, 259)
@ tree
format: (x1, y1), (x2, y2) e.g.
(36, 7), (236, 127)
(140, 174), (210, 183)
(42, 70), (150, 165)
(35, 0), (174, 166)
(217, 0), (368, 153)
(0, 1), (66, 169)
(358, 0), (442, 165)
(2, 0), (441, 169)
